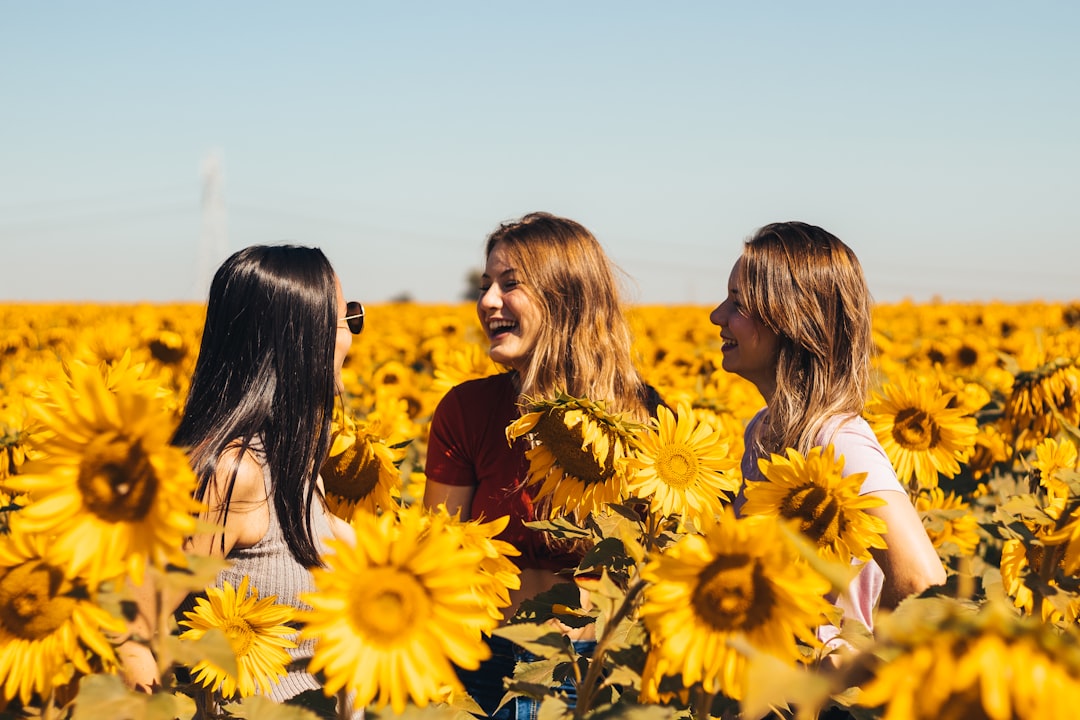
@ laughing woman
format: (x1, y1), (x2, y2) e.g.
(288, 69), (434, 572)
(709, 221), (946, 655)
(424, 212), (662, 718)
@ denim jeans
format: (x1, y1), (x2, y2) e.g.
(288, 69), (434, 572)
(457, 634), (597, 720)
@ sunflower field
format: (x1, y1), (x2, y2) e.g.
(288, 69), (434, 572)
(2, 299), (1080, 720)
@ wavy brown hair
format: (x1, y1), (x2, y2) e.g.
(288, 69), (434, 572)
(738, 222), (874, 456)
(485, 211), (650, 422)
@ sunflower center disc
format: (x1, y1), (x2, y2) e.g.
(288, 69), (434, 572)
(535, 409), (612, 485)
(692, 554), (772, 632)
(657, 446), (697, 489)
(0, 561), (77, 640)
(892, 408), (939, 451)
(222, 617), (256, 657)
(78, 431), (158, 522)
(783, 485), (842, 546)
(352, 570), (430, 644)
(323, 439), (380, 500)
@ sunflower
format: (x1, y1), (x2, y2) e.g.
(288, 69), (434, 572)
(298, 503), (502, 714)
(625, 403), (739, 525)
(1031, 437), (1079, 520)
(858, 598), (1080, 720)
(1004, 357), (1080, 451)
(431, 508), (521, 621)
(967, 423), (1010, 480)
(0, 395), (31, 483)
(0, 528), (126, 705)
(321, 410), (404, 519)
(914, 487), (980, 556)
(506, 392), (643, 519)
(2, 359), (202, 587)
(865, 373), (978, 490)
(178, 576), (297, 699)
(638, 507), (834, 701)
(430, 342), (499, 397)
(742, 445), (888, 565)
(998, 538), (1080, 622)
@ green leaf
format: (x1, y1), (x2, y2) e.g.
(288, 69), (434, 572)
(777, 522), (857, 596)
(730, 637), (832, 720)
(588, 704), (681, 720)
(536, 695), (571, 720)
(524, 516), (592, 539)
(160, 555), (233, 598)
(71, 674), (147, 720)
(71, 673), (196, 720)
(514, 656), (563, 686)
(493, 623), (573, 658)
(229, 694), (325, 719)
(513, 582), (582, 624)
(148, 692), (197, 720)
(579, 537), (635, 580)
(166, 627), (238, 677)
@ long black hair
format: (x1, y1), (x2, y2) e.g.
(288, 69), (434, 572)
(174, 244), (338, 568)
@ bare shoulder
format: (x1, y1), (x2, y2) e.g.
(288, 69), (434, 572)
(205, 445), (269, 511)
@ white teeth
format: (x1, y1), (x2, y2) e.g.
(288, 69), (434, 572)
(489, 319), (516, 332)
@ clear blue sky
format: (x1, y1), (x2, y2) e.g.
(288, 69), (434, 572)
(2, 2), (1078, 305)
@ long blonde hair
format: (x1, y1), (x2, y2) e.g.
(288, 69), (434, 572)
(485, 212), (650, 422)
(738, 222), (874, 455)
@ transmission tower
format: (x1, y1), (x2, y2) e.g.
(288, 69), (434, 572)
(196, 151), (229, 300)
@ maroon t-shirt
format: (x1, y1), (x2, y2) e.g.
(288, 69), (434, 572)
(425, 372), (579, 571)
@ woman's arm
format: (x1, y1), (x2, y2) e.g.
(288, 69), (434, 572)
(118, 449), (269, 691)
(865, 489), (947, 609)
(423, 480), (476, 520)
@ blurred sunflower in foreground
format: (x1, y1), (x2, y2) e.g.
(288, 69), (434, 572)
(638, 507), (835, 702)
(625, 403), (739, 526)
(506, 392), (643, 519)
(178, 577), (297, 699)
(857, 598), (1080, 720)
(0, 529), (126, 705)
(742, 445), (888, 565)
(299, 503), (511, 714)
(2, 359), (203, 587)
(865, 374), (978, 490)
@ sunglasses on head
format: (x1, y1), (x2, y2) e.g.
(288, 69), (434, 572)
(343, 301), (365, 334)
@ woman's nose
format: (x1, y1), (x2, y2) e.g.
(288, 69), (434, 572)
(478, 284), (500, 309)
(709, 304), (724, 326)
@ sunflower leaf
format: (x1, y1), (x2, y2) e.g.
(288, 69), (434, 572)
(71, 673), (194, 720)
(228, 694), (324, 719)
(494, 623), (572, 658)
(513, 582), (584, 624)
(536, 695), (571, 720)
(525, 516), (592, 539)
(166, 626), (238, 677)
(159, 554), (233, 597)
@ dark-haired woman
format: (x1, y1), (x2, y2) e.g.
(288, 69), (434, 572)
(119, 244), (363, 717)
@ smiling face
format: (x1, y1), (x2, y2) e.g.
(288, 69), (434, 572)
(709, 257), (781, 400)
(476, 240), (543, 374)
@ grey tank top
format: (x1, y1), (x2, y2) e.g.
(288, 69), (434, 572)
(216, 457), (332, 701)
(178, 454), (362, 715)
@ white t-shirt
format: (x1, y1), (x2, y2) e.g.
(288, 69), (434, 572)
(737, 409), (905, 649)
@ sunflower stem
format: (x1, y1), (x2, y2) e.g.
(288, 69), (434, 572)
(572, 576), (646, 720)
(336, 687), (350, 720)
(42, 688), (56, 720)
